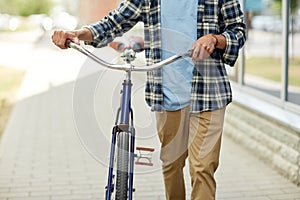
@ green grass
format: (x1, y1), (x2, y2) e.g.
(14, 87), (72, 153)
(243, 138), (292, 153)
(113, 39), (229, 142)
(0, 66), (25, 138)
(289, 58), (300, 86)
(245, 57), (300, 87)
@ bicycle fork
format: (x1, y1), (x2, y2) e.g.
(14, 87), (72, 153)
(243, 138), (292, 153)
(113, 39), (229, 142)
(106, 72), (135, 200)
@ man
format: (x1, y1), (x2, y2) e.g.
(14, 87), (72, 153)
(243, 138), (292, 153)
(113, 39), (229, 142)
(52, 0), (246, 199)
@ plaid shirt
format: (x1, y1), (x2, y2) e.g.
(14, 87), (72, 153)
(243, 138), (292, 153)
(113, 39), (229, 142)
(84, 0), (246, 112)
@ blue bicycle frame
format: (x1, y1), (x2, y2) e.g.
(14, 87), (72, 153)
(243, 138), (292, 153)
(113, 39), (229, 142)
(106, 50), (136, 200)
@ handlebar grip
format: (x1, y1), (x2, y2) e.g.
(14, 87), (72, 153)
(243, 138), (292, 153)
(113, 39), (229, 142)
(68, 41), (77, 49)
(129, 37), (144, 53)
(108, 36), (145, 53)
(67, 40), (77, 49)
(187, 49), (193, 57)
(109, 41), (126, 52)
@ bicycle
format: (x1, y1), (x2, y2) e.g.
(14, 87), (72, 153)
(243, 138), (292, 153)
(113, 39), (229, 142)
(68, 39), (192, 200)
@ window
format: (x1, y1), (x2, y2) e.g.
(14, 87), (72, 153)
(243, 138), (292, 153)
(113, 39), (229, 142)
(288, 0), (300, 105)
(245, 13), (282, 99)
(233, 0), (300, 112)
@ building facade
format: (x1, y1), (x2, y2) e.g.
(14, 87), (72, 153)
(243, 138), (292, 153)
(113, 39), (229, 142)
(77, 0), (119, 25)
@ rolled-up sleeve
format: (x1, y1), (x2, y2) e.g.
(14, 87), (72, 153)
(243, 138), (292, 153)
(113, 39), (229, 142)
(220, 0), (246, 66)
(82, 0), (142, 48)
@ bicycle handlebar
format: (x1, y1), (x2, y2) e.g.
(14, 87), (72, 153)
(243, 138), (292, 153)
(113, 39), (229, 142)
(68, 42), (192, 72)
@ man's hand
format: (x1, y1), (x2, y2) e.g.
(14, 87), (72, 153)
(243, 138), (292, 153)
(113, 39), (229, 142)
(52, 30), (79, 49)
(51, 28), (93, 49)
(191, 34), (217, 61)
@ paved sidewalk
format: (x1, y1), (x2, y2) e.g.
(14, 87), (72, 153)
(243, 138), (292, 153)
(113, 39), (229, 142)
(1, 34), (300, 200)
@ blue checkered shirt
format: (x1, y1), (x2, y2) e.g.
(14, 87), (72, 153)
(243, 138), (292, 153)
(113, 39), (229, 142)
(84, 0), (247, 112)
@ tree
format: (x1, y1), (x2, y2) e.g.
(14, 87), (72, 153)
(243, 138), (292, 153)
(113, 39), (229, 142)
(0, 0), (53, 16)
(272, 0), (298, 16)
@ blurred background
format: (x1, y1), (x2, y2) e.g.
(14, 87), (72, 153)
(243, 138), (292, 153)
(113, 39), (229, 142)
(0, 0), (119, 137)
(0, 0), (299, 198)
(241, 0), (300, 107)
(1, 0), (300, 135)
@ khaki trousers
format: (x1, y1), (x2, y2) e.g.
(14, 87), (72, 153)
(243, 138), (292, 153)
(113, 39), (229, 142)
(155, 106), (226, 200)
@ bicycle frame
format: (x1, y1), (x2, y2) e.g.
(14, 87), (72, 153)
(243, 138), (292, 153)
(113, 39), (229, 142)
(106, 49), (136, 200)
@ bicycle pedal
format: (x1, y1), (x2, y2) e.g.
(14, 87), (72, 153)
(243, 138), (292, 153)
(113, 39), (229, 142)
(136, 146), (154, 152)
(135, 146), (154, 166)
(135, 161), (154, 166)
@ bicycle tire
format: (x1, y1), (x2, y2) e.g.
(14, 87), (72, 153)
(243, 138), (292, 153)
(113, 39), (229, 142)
(116, 132), (129, 200)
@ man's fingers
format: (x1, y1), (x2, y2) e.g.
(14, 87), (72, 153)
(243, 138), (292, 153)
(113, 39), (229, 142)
(59, 32), (68, 49)
(191, 41), (202, 61)
(192, 45), (210, 61)
(52, 30), (65, 49)
(191, 34), (217, 61)
(199, 46), (210, 60)
(192, 46), (200, 61)
(52, 30), (78, 49)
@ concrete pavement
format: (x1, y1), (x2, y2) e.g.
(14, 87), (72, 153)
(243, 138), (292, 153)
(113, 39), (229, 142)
(0, 31), (300, 200)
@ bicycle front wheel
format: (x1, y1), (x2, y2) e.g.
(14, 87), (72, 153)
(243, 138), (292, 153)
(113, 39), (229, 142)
(116, 131), (129, 200)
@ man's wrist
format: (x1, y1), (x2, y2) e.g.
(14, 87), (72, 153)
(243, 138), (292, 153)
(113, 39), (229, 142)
(75, 28), (93, 42)
(215, 34), (227, 50)
(210, 34), (218, 48)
